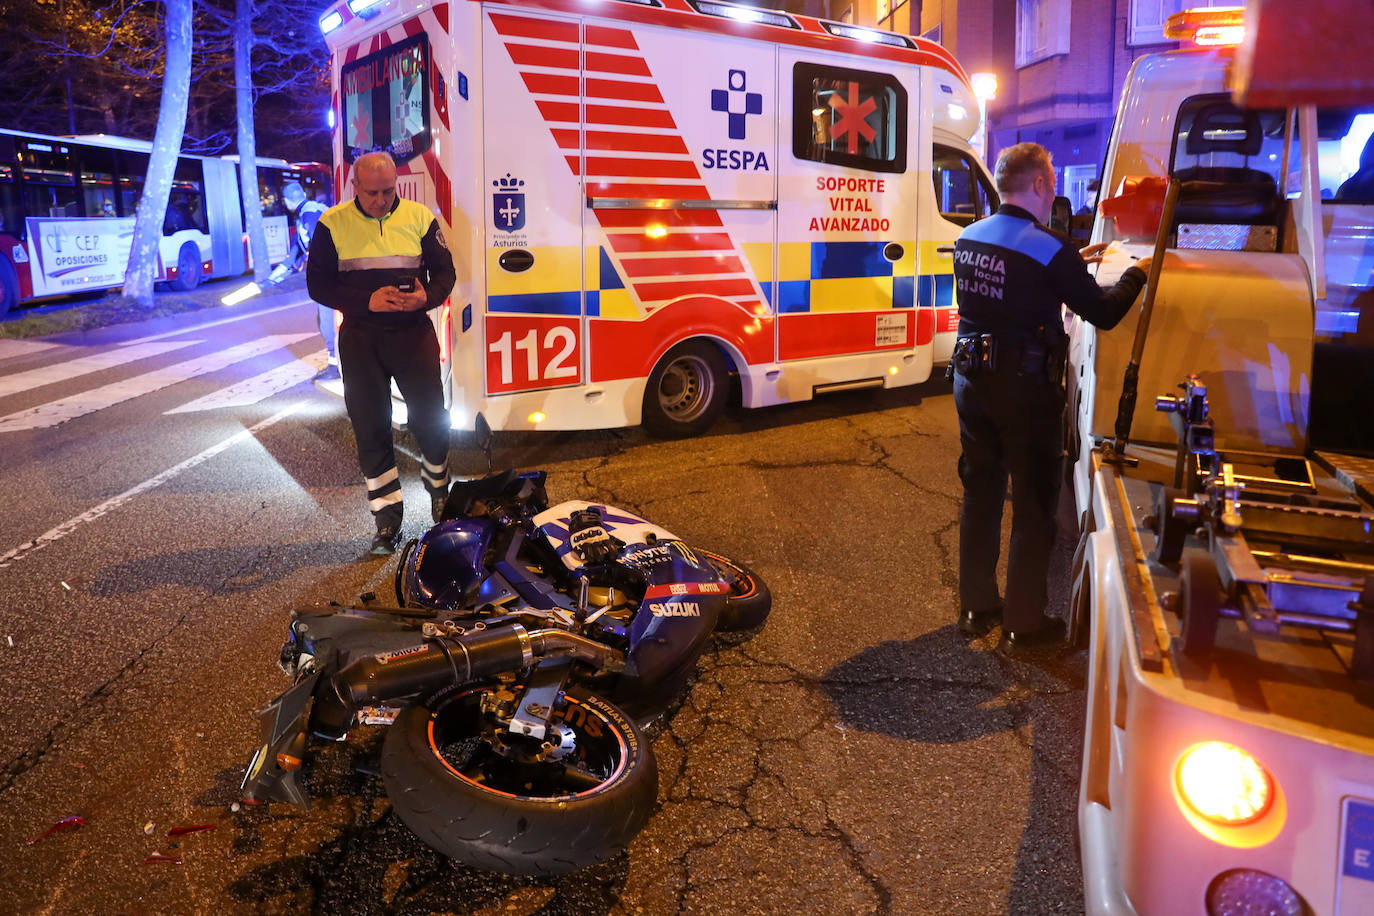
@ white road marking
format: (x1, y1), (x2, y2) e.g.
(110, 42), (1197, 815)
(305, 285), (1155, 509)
(120, 296), (312, 346)
(0, 340), (201, 399)
(0, 333), (313, 432)
(164, 349), (328, 414)
(0, 402), (303, 569)
(0, 339), (62, 360)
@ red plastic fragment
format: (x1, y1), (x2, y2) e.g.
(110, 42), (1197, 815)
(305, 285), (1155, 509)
(165, 824), (217, 837)
(26, 815), (84, 845)
(143, 851), (183, 865)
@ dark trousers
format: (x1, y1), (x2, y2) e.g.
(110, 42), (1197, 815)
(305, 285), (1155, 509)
(338, 319), (450, 529)
(953, 367), (1064, 632)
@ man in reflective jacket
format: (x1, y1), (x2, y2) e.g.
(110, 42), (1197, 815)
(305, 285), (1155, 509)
(307, 152), (457, 555)
(951, 143), (1151, 654)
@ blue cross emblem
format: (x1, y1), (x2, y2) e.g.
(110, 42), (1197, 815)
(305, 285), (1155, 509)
(711, 70), (762, 141)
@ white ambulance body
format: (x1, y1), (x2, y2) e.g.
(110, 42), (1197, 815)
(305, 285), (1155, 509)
(1067, 8), (1374, 916)
(315, 0), (995, 434)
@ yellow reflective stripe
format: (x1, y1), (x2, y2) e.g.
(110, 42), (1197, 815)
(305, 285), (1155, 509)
(368, 490), (403, 511)
(338, 255), (423, 272)
(365, 466), (399, 489)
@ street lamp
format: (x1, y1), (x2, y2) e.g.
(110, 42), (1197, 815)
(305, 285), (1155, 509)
(970, 72), (998, 161)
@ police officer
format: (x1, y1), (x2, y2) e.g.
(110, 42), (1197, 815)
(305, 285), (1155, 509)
(307, 152), (457, 555)
(951, 143), (1150, 653)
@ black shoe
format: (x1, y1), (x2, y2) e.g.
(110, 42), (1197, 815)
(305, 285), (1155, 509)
(370, 526), (400, 556)
(997, 617), (1067, 656)
(958, 608), (1002, 638)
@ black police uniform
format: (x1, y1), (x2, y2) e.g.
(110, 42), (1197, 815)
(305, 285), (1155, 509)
(307, 195), (457, 539)
(951, 203), (1147, 634)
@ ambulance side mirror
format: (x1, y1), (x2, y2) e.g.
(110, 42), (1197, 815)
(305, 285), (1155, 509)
(1050, 196), (1073, 234)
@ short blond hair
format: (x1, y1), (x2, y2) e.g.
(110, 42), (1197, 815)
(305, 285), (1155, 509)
(994, 142), (1054, 195)
(353, 151), (396, 181)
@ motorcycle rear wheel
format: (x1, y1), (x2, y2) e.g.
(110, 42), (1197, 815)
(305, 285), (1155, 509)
(701, 551), (772, 631)
(381, 683), (657, 875)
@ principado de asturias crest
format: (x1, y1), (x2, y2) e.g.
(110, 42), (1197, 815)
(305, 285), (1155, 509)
(493, 174), (525, 232)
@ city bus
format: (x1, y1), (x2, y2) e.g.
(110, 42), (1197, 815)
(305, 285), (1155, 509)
(0, 128), (333, 315)
(313, 0), (998, 436)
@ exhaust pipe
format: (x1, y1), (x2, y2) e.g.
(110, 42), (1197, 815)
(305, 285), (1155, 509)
(312, 625), (623, 736)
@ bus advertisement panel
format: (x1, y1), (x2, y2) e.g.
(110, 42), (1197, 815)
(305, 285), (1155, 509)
(24, 215), (135, 297)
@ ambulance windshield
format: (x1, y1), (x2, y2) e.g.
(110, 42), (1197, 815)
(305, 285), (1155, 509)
(341, 32), (432, 165)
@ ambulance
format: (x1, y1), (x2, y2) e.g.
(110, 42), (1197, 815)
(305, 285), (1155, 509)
(1065, 6), (1374, 915)
(314, 0), (997, 435)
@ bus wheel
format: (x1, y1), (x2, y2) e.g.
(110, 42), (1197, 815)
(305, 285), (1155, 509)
(642, 340), (728, 438)
(0, 257), (17, 317)
(169, 243), (203, 292)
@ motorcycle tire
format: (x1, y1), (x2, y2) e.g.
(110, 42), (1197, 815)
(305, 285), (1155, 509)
(701, 551), (771, 631)
(381, 683), (657, 876)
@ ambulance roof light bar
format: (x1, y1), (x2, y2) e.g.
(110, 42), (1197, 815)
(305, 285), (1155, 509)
(1164, 6), (1245, 47)
(319, 8), (343, 34)
(347, 0), (383, 15)
(688, 0), (800, 30)
(821, 22), (914, 49)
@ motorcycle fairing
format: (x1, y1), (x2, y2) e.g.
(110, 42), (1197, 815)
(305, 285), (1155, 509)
(622, 543), (728, 684)
(534, 501), (680, 572)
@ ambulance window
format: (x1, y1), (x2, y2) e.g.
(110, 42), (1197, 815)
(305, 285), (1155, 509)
(340, 32), (432, 165)
(932, 144), (996, 226)
(792, 63), (907, 174)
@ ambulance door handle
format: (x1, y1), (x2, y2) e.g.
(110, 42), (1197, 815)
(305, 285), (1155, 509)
(936, 245), (955, 254)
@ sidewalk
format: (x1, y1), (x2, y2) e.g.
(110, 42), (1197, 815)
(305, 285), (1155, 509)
(0, 273), (312, 341)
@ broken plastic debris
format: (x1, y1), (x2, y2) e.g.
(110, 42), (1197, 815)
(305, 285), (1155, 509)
(6, 635), (12, 647)
(229, 802), (241, 813)
(26, 815), (84, 845)
(143, 851), (182, 865)
(60, 581), (71, 591)
(143, 822), (156, 835)
(166, 824), (217, 837)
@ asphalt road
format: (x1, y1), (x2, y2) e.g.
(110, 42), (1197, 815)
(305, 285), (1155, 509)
(0, 296), (1086, 915)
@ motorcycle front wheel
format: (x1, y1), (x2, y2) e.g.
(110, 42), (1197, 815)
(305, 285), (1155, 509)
(381, 683), (657, 876)
(702, 551), (772, 631)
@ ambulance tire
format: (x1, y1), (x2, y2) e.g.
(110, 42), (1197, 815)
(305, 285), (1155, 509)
(169, 242), (203, 292)
(0, 257), (17, 317)
(642, 341), (728, 438)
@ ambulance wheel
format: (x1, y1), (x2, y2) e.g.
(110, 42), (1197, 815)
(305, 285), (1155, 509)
(1177, 549), (1223, 659)
(169, 242), (203, 291)
(642, 341), (728, 438)
(0, 257), (17, 317)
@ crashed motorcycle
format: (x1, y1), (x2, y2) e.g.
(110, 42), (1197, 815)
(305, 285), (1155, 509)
(240, 420), (770, 875)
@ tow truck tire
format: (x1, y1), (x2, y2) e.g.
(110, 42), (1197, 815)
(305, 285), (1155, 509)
(1178, 549), (1223, 658)
(701, 551), (771, 632)
(641, 340), (728, 438)
(0, 257), (17, 317)
(382, 683), (657, 876)
(168, 242), (203, 292)
(1151, 486), (1189, 566)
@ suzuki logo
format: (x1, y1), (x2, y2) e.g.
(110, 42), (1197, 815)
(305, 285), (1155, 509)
(711, 69), (762, 141)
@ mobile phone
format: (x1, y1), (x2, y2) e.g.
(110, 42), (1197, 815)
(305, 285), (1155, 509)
(396, 276), (416, 293)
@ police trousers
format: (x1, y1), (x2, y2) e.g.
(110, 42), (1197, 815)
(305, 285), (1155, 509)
(338, 319), (450, 529)
(952, 365), (1065, 632)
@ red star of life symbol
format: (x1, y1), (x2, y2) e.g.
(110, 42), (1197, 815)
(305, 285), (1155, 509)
(828, 82), (877, 155)
(350, 108), (371, 148)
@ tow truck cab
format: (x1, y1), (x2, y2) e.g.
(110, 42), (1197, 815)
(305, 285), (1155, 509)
(1067, 7), (1374, 916)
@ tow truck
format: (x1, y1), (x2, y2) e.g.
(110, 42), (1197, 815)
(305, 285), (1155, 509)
(1065, 6), (1374, 914)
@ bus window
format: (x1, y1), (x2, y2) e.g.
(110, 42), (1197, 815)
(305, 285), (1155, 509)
(0, 162), (21, 237)
(792, 62), (907, 174)
(341, 32), (432, 164)
(77, 146), (119, 217)
(258, 167), (285, 217)
(164, 158), (207, 235)
(116, 149), (147, 217)
(19, 141), (79, 218)
(932, 142), (996, 226)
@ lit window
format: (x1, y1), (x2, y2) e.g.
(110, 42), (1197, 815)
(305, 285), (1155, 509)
(1016, 0), (1071, 67)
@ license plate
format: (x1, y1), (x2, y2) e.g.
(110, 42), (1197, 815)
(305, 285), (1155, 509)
(1337, 797), (1374, 915)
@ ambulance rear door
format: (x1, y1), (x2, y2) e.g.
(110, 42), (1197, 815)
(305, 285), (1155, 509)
(774, 47), (925, 395)
(578, 20), (779, 400)
(481, 8), (588, 415)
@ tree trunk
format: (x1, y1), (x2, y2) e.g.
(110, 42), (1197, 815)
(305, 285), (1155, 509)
(121, 0), (193, 306)
(236, 0), (271, 281)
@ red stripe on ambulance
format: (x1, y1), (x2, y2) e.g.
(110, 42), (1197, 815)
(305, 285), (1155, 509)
(487, 12), (578, 42)
(589, 299), (774, 383)
(586, 105), (677, 129)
